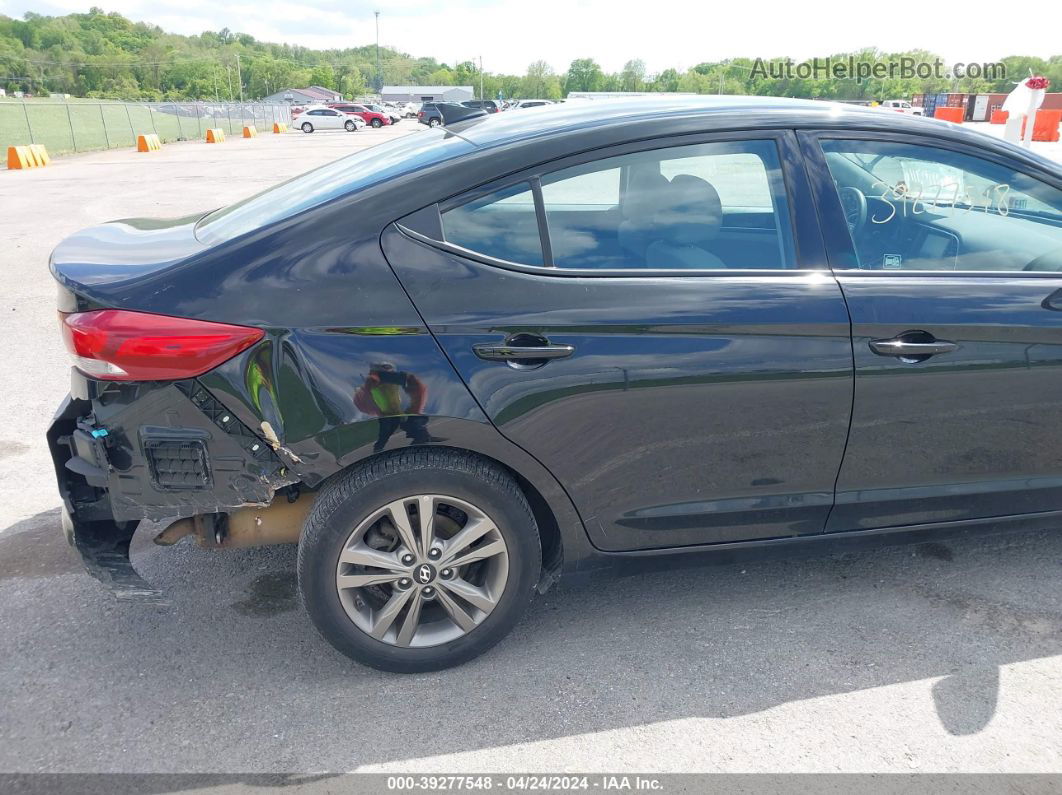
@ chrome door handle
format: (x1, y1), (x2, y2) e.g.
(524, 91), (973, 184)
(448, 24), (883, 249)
(472, 343), (575, 362)
(869, 333), (958, 359)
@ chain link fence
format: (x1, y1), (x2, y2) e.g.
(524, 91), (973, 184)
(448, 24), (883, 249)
(1, 100), (295, 162)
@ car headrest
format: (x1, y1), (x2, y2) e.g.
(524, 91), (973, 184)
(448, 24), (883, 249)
(621, 172), (670, 222)
(652, 174), (723, 245)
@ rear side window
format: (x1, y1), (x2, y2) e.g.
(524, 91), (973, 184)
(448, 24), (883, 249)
(438, 139), (795, 270)
(441, 182), (543, 265)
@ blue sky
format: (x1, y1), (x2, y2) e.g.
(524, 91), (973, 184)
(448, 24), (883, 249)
(1, 0), (1057, 76)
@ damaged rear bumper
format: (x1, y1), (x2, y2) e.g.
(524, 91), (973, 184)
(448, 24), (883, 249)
(47, 372), (296, 601)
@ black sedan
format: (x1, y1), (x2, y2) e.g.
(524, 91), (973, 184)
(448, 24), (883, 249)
(47, 97), (1062, 672)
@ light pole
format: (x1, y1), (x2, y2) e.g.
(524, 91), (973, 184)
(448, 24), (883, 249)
(235, 53), (244, 103)
(479, 55), (484, 100)
(374, 11), (381, 94)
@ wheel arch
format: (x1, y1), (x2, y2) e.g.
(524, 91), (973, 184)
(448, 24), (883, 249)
(313, 433), (591, 586)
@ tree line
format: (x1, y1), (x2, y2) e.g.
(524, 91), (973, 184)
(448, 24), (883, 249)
(1, 9), (1059, 102)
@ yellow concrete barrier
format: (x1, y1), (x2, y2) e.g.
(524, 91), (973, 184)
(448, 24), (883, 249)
(29, 144), (51, 166)
(272, 122), (288, 134)
(137, 134), (162, 152)
(7, 145), (51, 169)
(29, 144), (49, 165)
(242, 125), (258, 138)
(205, 128), (226, 143)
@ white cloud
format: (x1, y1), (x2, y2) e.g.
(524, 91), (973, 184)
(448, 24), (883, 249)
(1, 0), (1057, 76)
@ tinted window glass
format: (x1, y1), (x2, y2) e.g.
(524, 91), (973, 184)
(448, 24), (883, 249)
(441, 182), (543, 264)
(541, 139), (794, 269)
(821, 140), (1062, 271)
(196, 129), (475, 244)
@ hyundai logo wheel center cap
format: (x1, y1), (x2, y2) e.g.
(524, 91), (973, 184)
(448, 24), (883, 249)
(414, 562), (437, 585)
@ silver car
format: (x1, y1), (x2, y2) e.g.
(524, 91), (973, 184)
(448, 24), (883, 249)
(297, 108), (366, 133)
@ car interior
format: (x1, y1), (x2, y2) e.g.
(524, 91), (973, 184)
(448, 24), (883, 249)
(441, 143), (796, 270)
(822, 143), (1062, 272)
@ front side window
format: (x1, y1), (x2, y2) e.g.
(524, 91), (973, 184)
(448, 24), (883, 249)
(440, 139), (796, 270)
(821, 139), (1062, 271)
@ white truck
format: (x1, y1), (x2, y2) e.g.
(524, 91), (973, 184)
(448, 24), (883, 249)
(880, 99), (924, 116)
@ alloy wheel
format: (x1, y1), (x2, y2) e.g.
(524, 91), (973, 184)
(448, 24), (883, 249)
(335, 494), (509, 647)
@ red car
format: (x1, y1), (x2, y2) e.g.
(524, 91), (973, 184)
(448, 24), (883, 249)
(328, 103), (391, 128)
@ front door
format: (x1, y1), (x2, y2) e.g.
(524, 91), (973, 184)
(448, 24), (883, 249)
(802, 131), (1062, 532)
(383, 132), (854, 551)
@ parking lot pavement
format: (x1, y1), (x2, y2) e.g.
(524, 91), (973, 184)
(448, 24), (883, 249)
(0, 121), (1060, 775)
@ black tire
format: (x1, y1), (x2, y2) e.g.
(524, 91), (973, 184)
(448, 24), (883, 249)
(345, 120), (356, 131)
(301, 122), (313, 133)
(371, 118), (383, 128)
(298, 449), (541, 673)
(429, 117), (442, 128)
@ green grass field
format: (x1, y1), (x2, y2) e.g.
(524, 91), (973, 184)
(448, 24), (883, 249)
(1, 98), (288, 161)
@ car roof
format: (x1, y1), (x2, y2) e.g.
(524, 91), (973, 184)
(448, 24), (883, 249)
(446, 94), (1059, 173)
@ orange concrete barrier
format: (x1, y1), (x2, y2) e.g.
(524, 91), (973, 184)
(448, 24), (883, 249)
(1031, 110), (1061, 142)
(205, 128), (226, 143)
(7, 145), (34, 169)
(933, 106), (964, 123)
(7, 144), (50, 169)
(990, 109), (1008, 124)
(137, 133), (162, 152)
(272, 122), (288, 134)
(242, 125), (258, 138)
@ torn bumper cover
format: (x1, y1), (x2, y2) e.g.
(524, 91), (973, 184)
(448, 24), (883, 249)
(46, 374), (295, 601)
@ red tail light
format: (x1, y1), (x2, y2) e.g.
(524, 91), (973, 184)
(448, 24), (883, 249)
(60, 310), (264, 381)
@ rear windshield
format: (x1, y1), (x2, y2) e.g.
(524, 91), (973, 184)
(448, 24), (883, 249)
(195, 129), (475, 244)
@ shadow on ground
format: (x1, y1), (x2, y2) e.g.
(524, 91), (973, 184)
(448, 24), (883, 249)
(0, 508), (1059, 773)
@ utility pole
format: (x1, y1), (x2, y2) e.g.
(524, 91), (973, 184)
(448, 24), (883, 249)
(213, 67), (219, 102)
(226, 65), (233, 101)
(479, 55), (484, 99)
(374, 11), (381, 94)
(235, 53), (244, 102)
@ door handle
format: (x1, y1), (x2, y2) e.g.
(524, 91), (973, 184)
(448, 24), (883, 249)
(869, 332), (958, 360)
(472, 342), (575, 362)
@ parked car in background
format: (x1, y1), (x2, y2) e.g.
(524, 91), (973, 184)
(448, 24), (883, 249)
(402, 102), (421, 118)
(461, 99), (503, 114)
(880, 99), (924, 116)
(365, 103), (402, 124)
(418, 102), (444, 127)
(329, 103), (391, 128)
(296, 108), (365, 133)
(417, 102), (488, 127)
(511, 99), (553, 109)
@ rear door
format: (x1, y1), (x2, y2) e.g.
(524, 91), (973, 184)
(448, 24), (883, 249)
(383, 131), (855, 551)
(800, 130), (1062, 532)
